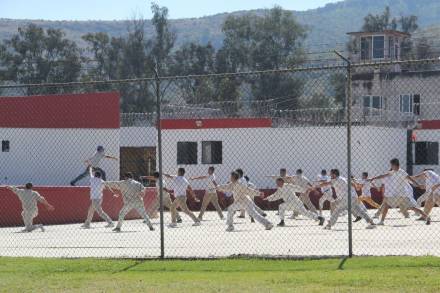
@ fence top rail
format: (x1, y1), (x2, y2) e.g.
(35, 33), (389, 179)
(1, 58), (438, 90)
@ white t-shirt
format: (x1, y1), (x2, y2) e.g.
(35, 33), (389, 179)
(172, 176), (190, 197)
(331, 176), (352, 201)
(156, 179), (166, 193)
(360, 179), (371, 197)
(388, 169), (409, 197)
(292, 175), (311, 192)
(90, 176), (105, 200)
(425, 170), (440, 192)
(89, 151), (105, 168)
(317, 174), (331, 192)
(207, 174), (216, 192)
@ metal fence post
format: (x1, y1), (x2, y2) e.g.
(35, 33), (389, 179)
(154, 66), (165, 259)
(334, 51), (353, 258)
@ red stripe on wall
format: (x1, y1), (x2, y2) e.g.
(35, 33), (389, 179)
(160, 118), (272, 129)
(0, 92), (120, 129)
(419, 120), (440, 130)
(0, 187), (157, 227)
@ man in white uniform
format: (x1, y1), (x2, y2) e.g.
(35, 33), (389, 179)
(411, 169), (440, 217)
(5, 183), (54, 232)
(165, 168), (201, 228)
(217, 171), (273, 232)
(104, 172), (155, 232)
(316, 170), (335, 216)
(410, 169), (440, 208)
(355, 172), (380, 209)
(71, 145), (118, 185)
(190, 166), (224, 221)
(82, 167), (114, 228)
(141, 172), (182, 223)
(236, 169), (266, 220)
(264, 177), (325, 226)
(289, 169), (317, 214)
(314, 169), (376, 230)
(368, 158), (430, 225)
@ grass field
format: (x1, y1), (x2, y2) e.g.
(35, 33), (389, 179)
(1, 256), (440, 292)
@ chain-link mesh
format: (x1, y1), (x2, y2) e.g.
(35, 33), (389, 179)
(351, 58), (440, 256)
(1, 58), (440, 258)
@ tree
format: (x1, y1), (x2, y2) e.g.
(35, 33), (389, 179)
(82, 3), (176, 112)
(0, 24), (82, 88)
(169, 42), (216, 105)
(362, 6), (418, 34)
(218, 6), (307, 110)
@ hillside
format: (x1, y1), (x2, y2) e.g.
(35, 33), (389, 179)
(1, 0), (440, 51)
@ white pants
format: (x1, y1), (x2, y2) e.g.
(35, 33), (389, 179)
(279, 199), (319, 221)
(117, 199), (152, 229)
(22, 209), (41, 232)
(227, 197), (271, 228)
(329, 199), (372, 227)
(417, 192), (430, 207)
(85, 198), (112, 225)
(319, 189), (335, 210)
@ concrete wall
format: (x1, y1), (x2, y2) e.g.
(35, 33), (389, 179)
(161, 126), (407, 189)
(0, 186), (157, 227)
(0, 128), (120, 186)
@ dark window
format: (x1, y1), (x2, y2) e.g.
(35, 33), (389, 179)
(415, 141), (439, 165)
(360, 37), (371, 61)
(373, 36), (385, 59)
(202, 141), (222, 164)
(177, 142), (197, 165)
(2, 140), (9, 152)
(413, 94), (421, 115)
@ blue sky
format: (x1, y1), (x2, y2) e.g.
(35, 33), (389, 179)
(0, 0), (341, 20)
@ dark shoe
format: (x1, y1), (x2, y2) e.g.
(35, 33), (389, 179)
(177, 217), (182, 223)
(318, 216), (325, 226)
(70, 182), (75, 186)
(277, 220), (285, 227)
(426, 217), (431, 225)
(353, 216), (362, 223)
(238, 215), (245, 219)
(113, 227), (121, 232)
(262, 213), (267, 217)
(149, 226), (155, 231)
(251, 217), (255, 223)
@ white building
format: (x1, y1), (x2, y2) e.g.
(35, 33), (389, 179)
(0, 92), (120, 185)
(159, 118), (408, 189)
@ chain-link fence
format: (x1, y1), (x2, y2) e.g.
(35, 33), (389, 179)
(1, 58), (440, 258)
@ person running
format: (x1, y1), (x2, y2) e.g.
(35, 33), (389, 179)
(71, 145), (118, 186)
(316, 170), (335, 216)
(141, 172), (182, 223)
(216, 171), (273, 232)
(355, 172), (381, 209)
(264, 177), (325, 227)
(313, 169), (376, 230)
(82, 167), (114, 229)
(165, 168), (201, 228)
(367, 158), (431, 225)
(4, 183), (54, 232)
(104, 172), (154, 232)
(190, 166), (224, 221)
